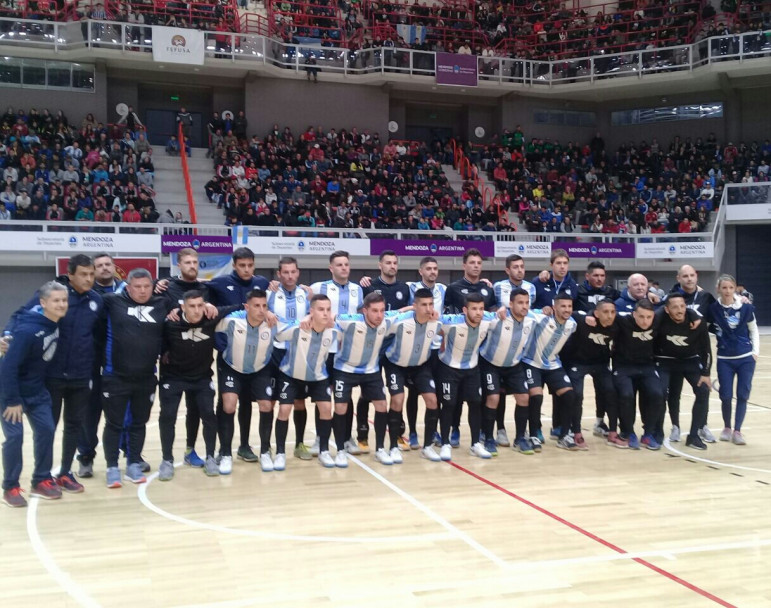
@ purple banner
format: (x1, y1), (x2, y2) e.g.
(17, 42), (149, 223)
(552, 241), (635, 258)
(435, 52), (478, 86)
(370, 239), (494, 257)
(161, 235), (234, 254)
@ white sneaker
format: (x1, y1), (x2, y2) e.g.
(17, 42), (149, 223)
(260, 452), (274, 472)
(389, 446), (403, 464)
(421, 446), (441, 462)
(719, 427), (732, 442)
(699, 425), (717, 443)
(218, 455), (233, 475)
(375, 447), (393, 465)
(344, 439), (362, 455)
(273, 453), (286, 471)
(495, 428), (510, 447)
(310, 436), (320, 457)
(318, 450), (335, 468)
(669, 425), (681, 442)
(439, 444), (452, 461)
(469, 441), (492, 459)
(334, 451), (349, 468)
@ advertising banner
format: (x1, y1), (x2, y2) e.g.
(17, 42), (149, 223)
(56, 257), (159, 280)
(152, 26), (205, 65)
(435, 52), (478, 86)
(161, 235), (233, 254)
(552, 241), (635, 258)
(636, 242), (714, 259)
(494, 241), (552, 258)
(246, 236), (370, 256)
(370, 239), (494, 257)
(1, 231), (160, 253)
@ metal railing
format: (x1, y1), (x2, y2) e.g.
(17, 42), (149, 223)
(0, 17), (769, 87)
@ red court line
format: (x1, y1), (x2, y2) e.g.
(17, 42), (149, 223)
(449, 462), (737, 608)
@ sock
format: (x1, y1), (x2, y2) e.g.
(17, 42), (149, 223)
(388, 409), (401, 450)
(557, 391), (574, 438)
(356, 398), (370, 440)
(345, 399), (354, 441)
(424, 408), (439, 447)
(482, 405), (496, 441)
(293, 408), (307, 446)
(275, 419), (289, 454)
(374, 410), (387, 450)
(318, 418), (332, 452)
(333, 412), (347, 450)
(528, 394), (543, 437)
(259, 410), (274, 454)
(496, 393), (506, 429)
(514, 405), (528, 440)
(314, 406), (321, 440)
(407, 389), (419, 435)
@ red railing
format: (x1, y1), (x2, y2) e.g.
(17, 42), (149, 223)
(451, 139), (509, 227)
(178, 122), (198, 226)
(239, 12), (271, 36)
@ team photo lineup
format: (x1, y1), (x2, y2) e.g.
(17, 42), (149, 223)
(0, 245), (759, 507)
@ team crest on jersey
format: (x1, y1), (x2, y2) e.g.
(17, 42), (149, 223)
(261, 331), (270, 340)
(322, 338), (331, 346)
(523, 326), (531, 334)
(377, 327), (385, 335)
(396, 292), (403, 300)
(461, 289), (468, 294)
(481, 289), (489, 296)
(89, 301), (98, 312)
(297, 295), (305, 303)
(426, 330), (435, 338)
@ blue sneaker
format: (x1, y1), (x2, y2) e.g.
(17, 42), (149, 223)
(125, 463), (147, 484)
(653, 430), (665, 445)
(484, 437), (498, 457)
(627, 432), (640, 450)
(641, 434), (661, 450)
(515, 437), (535, 455)
(408, 432), (420, 450)
(535, 429), (545, 444)
(184, 448), (205, 468)
(550, 427), (561, 440)
(450, 428), (460, 448)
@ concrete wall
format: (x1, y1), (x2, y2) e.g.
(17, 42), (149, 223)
(0, 268), (57, 327)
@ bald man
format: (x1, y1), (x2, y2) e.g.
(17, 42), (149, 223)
(615, 273), (662, 313)
(669, 265), (716, 317)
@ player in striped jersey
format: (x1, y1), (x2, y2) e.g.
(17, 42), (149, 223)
(434, 292), (497, 461)
(491, 254), (537, 449)
(521, 293), (579, 451)
(332, 293), (394, 467)
(309, 250), (365, 457)
(267, 257), (312, 461)
(404, 256), (446, 449)
(383, 289), (443, 462)
(479, 287), (537, 456)
(214, 290), (278, 474)
(274, 294), (340, 469)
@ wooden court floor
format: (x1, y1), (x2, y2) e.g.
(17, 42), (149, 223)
(3, 340), (771, 608)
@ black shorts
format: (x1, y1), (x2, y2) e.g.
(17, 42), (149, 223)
(480, 358), (528, 396)
(435, 361), (482, 406)
(332, 369), (387, 403)
(276, 372), (332, 405)
(270, 347), (286, 369)
(217, 361), (275, 401)
(383, 359), (436, 396)
(522, 363), (572, 392)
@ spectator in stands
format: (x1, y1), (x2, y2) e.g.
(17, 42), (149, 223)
(166, 135), (180, 156)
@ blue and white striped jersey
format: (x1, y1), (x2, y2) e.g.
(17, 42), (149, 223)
(334, 314), (394, 374)
(408, 281), (447, 349)
(437, 313), (496, 369)
(479, 313), (537, 368)
(494, 279), (536, 308)
(275, 322), (340, 382)
(520, 312), (577, 370)
(384, 311), (442, 368)
(268, 286), (310, 349)
(311, 280), (364, 354)
(215, 311), (277, 373)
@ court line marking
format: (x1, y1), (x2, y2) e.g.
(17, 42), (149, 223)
(137, 463), (452, 544)
(448, 462), (738, 608)
(349, 455), (508, 568)
(663, 438), (771, 474)
(26, 497), (102, 608)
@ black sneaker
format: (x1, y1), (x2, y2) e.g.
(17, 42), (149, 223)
(237, 445), (259, 462)
(686, 434), (707, 451)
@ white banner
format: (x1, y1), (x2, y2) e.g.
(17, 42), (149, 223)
(152, 26), (205, 66)
(725, 204), (771, 222)
(0, 231), (160, 253)
(246, 236), (370, 257)
(636, 241), (714, 259)
(494, 241), (552, 258)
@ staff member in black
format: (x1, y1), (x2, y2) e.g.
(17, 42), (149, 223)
(654, 293), (712, 450)
(158, 290), (239, 480)
(101, 268), (170, 488)
(443, 248), (497, 314)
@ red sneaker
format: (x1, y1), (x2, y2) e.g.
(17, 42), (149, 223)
(573, 432), (589, 451)
(3, 487), (27, 508)
(606, 432), (629, 449)
(30, 479), (63, 500)
(56, 473), (84, 494)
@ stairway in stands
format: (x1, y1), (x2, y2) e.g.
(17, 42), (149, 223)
(152, 148), (223, 226)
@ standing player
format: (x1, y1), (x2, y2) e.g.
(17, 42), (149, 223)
(357, 250), (411, 451)
(274, 295), (339, 469)
(532, 249), (578, 311)
(309, 250), (364, 456)
(215, 290), (278, 473)
(101, 268), (170, 487)
(710, 275), (759, 445)
(383, 288), (443, 461)
(479, 288), (536, 455)
(267, 257), (311, 460)
(207, 247), (270, 464)
(433, 293), (496, 461)
(491, 254), (536, 448)
(520, 293), (578, 451)
(1, 282), (68, 507)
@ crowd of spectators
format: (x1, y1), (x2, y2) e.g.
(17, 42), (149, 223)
(476, 127), (771, 235)
(0, 106), (188, 225)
